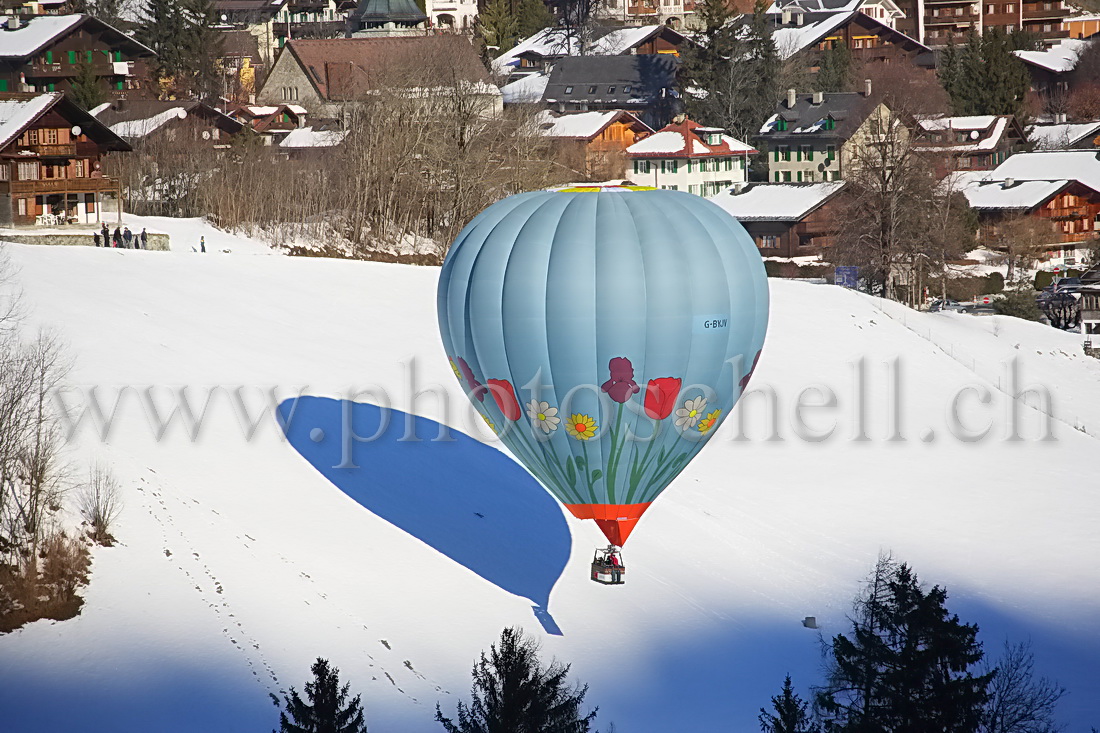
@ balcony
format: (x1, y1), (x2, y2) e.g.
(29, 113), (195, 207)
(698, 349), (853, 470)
(5, 177), (120, 195)
(1023, 4), (1070, 19)
(627, 4), (658, 12)
(24, 143), (77, 157)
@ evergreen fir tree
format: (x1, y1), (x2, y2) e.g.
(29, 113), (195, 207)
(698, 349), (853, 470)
(181, 0), (224, 101)
(435, 626), (597, 733)
(759, 676), (819, 733)
(478, 0), (520, 57)
(814, 44), (851, 94)
(939, 29), (1030, 116)
(679, 0), (778, 141)
(817, 556), (994, 733)
(69, 59), (106, 111)
(516, 0), (553, 41)
(139, 0), (223, 99)
(279, 658), (368, 733)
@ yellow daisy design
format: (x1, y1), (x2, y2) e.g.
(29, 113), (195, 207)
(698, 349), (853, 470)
(565, 414), (598, 440)
(697, 409), (721, 435)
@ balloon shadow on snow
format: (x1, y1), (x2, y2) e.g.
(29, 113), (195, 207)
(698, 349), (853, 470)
(279, 397), (569, 635)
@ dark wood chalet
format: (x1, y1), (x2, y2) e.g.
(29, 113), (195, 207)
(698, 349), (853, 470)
(0, 14), (155, 101)
(710, 181), (847, 260)
(763, 10), (935, 70)
(0, 92), (130, 226)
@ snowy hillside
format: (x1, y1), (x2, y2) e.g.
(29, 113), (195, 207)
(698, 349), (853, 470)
(0, 234), (1098, 732)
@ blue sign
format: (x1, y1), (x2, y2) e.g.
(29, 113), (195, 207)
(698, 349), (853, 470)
(835, 266), (859, 289)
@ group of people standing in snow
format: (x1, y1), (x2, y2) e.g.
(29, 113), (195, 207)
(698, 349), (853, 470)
(92, 223), (147, 250)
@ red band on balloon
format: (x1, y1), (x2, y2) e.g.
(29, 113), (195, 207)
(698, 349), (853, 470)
(564, 502), (652, 546)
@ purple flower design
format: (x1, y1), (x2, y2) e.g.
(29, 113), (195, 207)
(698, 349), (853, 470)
(456, 356), (487, 402)
(601, 357), (640, 403)
(739, 350), (762, 392)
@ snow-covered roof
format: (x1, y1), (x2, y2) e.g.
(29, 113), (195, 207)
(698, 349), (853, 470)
(0, 15), (82, 57)
(990, 150), (1100, 193)
(708, 181), (846, 220)
(108, 106), (188, 139)
(501, 73), (549, 104)
(960, 178), (1070, 210)
(279, 126), (348, 148)
(1028, 121), (1100, 150)
(771, 11), (851, 59)
(492, 25), (669, 73)
(918, 115), (998, 132)
(285, 104), (308, 115)
(1014, 38), (1089, 73)
(244, 105), (281, 116)
(627, 119), (756, 157)
(87, 101), (111, 118)
(538, 110), (623, 139)
(915, 116), (1010, 152)
(0, 93), (60, 150)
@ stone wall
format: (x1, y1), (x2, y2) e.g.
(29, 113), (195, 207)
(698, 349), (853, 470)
(0, 232), (171, 251)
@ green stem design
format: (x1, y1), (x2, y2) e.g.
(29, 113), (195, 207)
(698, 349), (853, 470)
(641, 450), (691, 502)
(604, 403), (625, 504)
(624, 431), (660, 505)
(545, 436), (585, 505)
(580, 439), (599, 504)
(509, 422), (583, 504)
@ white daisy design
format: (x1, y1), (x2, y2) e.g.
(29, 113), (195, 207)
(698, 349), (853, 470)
(674, 396), (708, 429)
(526, 400), (560, 433)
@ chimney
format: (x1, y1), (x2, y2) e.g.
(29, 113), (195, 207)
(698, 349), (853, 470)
(733, 182), (746, 194)
(863, 78), (872, 96)
(7, 15), (20, 30)
(787, 88), (796, 108)
(1003, 177), (1015, 188)
(1055, 112), (1067, 123)
(812, 90), (823, 105)
(795, 12), (804, 24)
(781, 9), (792, 23)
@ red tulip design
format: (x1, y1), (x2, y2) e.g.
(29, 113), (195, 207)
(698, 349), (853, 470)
(487, 379), (522, 421)
(644, 377), (682, 420)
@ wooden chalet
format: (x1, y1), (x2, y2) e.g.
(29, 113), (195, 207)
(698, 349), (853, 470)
(93, 100), (244, 147)
(227, 103), (308, 144)
(763, 9), (934, 69)
(0, 92), (129, 226)
(709, 181), (847, 259)
(0, 14), (155, 100)
(493, 25), (690, 77)
(916, 115), (1027, 178)
(537, 109), (653, 180)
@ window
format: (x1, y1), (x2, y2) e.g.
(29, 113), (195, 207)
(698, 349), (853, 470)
(806, 170), (815, 181)
(661, 159), (678, 173)
(17, 198), (26, 217)
(73, 159), (85, 177)
(761, 235), (779, 248)
(831, 170), (841, 181)
(724, 157), (733, 171)
(607, 86), (615, 94)
(826, 144), (836, 160)
(17, 161), (38, 180)
(782, 171), (792, 182)
(623, 85), (631, 94)
(800, 145), (812, 161)
(43, 128), (58, 144)
(955, 6), (963, 14)
(780, 145), (790, 161)
(588, 85), (597, 94)
(660, 184), (679, 190)
(688, 184), (700, 195)
(1005, 3), (1014, 11)
(986, 3), (994, 12)
(564, 86), (573, 94)
(0, 163), (7, 181)
(85, 193), (95, 214)
(634, 160), (651, 174)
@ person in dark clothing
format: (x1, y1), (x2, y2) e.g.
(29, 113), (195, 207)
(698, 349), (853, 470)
(93, 231), (101, 247)
(122, 227), (133, 248)
(140, 228), (147, 250)
(199, 236), (206, 253)
(112, 227), (121, 248)
(608, 548), (622, 583)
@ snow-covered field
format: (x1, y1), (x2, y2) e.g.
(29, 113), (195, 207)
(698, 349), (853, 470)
(0, 228), (1098, 732)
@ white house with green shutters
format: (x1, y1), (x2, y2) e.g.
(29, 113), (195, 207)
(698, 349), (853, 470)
(626, 115), (756, 197)
(758, 85), (898, 183)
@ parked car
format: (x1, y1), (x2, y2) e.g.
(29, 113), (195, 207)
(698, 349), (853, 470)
(929, 299), (971, 313)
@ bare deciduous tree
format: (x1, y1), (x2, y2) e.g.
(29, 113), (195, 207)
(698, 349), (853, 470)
(981, 641), (1066, 733)
(77, 463), (123, 546)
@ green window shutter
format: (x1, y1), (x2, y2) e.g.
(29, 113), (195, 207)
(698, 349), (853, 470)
(87, 50), (93, 62)
(808, 149), (814, 161)
(114, 50), (121, 62)
(48, 83), (55, 91)
(773, 149), (778, 162)
(68, 50), (76, 64)
(0, 80), (7, 92)
(46, 51), (53, 63)
(797, 171), (803, 182)
(116, 80), (123, 90)
(774, 171), (780, 182)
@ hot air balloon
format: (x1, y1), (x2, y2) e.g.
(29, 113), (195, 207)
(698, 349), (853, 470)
(437, 185), (768, 583)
